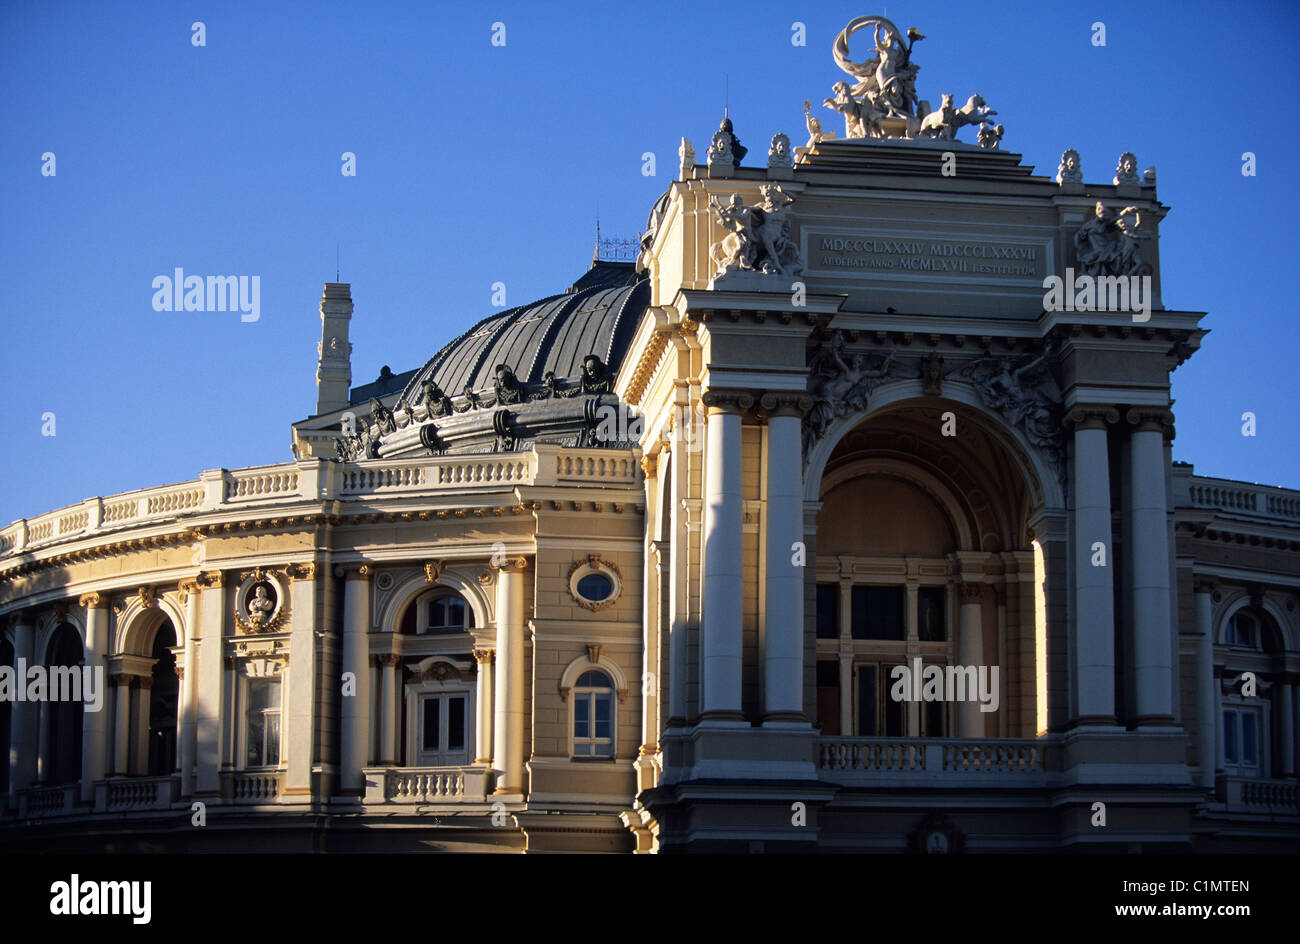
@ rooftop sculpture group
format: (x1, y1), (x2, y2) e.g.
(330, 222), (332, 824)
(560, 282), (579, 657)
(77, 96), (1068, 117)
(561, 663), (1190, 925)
(818, 16), (1001, 146)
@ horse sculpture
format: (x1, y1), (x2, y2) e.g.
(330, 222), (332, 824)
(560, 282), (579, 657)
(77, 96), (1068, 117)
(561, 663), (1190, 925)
(917, 94), (996, 140)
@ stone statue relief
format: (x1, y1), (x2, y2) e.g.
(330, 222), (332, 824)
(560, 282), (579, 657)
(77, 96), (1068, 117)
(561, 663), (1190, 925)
(768, 132), (793, 168)
(814, 16), (1001, 145)
(708, 185), (804, 281)
(493, 364), (524, 405)
(1074, 202), (1150, 276)
(1114, 151), (1140, 186)
(707, 117), (747, 167)
(951, 344), (1064, 473)
(1057, 149), (1082, 184)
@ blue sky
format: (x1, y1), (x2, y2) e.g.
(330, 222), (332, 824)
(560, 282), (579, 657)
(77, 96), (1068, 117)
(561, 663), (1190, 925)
(1, 0), (1297, 524)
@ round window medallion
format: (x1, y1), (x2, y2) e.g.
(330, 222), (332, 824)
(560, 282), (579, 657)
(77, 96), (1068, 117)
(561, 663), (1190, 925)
(567, 555), (621, 611)
(376, 572), (394, 591)
(576, 573), (613, 602)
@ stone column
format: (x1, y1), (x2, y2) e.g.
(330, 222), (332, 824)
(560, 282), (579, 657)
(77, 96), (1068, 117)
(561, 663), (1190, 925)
(285, 562), (318, 794)
(179, 579), (201, 796)
(79, 593), (109, 801)
(339, 565), (372, 794)
(1127, 409), (1175, 725)
(132, 677), (153, 775)
(195, 571), (225, 796)
(839, 578), (852, 735)
(493, 558), (526, 793)
(378, 655), (398, 766)
(957, 582), (984, 737)
(666, 431), (689, 726)
(473, 649), (494, 763)
(761, 394), (811, 724)
(1279, 682), (1295, 778)
(113, 676), (133, 776)
(700, 391), (750, 721)
(1194, 579), (1217, 789)
(8, 617), (36, 797)
(1069, 407), (1119, 724)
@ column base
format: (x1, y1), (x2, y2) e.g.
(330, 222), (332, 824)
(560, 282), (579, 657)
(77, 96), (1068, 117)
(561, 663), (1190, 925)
(1131, 715), (1178, 728)
(761, 712), (809, 727)
(698, 709), (747, 724)
(1069, 714), (1119, 728)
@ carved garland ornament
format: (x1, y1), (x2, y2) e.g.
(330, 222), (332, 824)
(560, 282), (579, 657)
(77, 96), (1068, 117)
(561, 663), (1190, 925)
(567, 555), (622, 612)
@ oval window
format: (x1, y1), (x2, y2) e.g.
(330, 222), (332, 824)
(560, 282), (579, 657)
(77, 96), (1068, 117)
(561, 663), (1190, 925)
(576, 573), (614, 603)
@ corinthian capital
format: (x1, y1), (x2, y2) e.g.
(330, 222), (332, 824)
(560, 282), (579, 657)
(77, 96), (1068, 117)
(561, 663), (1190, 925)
(79, 591), (106, 609)
(491, 556), (528, 573)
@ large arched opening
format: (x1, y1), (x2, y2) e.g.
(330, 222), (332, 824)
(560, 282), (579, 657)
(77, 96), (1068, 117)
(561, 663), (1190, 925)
(807, 397), (1051, 741)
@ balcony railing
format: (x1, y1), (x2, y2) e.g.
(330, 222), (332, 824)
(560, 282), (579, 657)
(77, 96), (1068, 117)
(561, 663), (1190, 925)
(100, 776), (180, 812)
(1218, 776), (1300, 816)
(0, 444), (641, 560)
(362, 766), (490, 805)
(816, 737), (1055, 786)
(1178, 473), (1300, 525)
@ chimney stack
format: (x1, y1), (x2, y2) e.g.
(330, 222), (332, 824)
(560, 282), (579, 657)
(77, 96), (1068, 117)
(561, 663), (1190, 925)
(316, 282), (353, 415)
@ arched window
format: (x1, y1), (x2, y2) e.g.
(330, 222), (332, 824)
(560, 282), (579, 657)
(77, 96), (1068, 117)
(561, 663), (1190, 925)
(1219, 605), (1286, 780)
(404, 589), (474, 635)
(45, 624), (84, 785)
(147, 622), (178, 777)
(572, 670), (614, 759)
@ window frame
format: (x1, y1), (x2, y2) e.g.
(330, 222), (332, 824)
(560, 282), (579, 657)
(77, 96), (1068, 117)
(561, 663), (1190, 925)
(570, 670), (615, 760)
(242, 675), (283, 770)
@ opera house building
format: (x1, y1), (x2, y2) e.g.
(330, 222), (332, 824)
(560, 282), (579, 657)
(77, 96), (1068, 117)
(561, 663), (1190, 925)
(1, 16), (1297, 853)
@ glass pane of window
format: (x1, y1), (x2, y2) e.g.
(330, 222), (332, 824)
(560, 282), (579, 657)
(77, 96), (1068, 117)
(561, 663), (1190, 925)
(576, 573), (613, 602)
(423, 698), (440, 750)
(857, 665), (876, 736)
(576, 670), (609, 688)
(883, 679), (903, 736)
(1223, 710), (1238, 763)
(594, 694), (611, 739)
(1242, 711), (1258, 763)
(446, 598), (465, 626)
(918, 588), (946, 642)
(265, 714), (280, 766)
(816, 584), (839, 639)
(247, 714), (265, 767)
(574, 697), (589, 738)
(448, 696), (465, 751)
(595, 739), (613, 758)
(851, 587), (868, 640)
(573, 742), (591, 756)
(924, 696), (945, 738)
(249, 679), (277, 711)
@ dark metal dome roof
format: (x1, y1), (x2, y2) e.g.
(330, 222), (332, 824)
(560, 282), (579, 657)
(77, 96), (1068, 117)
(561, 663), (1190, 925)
(401, 262), (648, 403)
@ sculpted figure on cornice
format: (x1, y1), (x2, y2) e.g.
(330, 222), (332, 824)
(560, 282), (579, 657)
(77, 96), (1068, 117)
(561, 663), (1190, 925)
(950, 344), (1064, 474)
(1074, 202), (1150, 277)
(708, 185), (804, 281)
(803, 331), (906, 453)
(707, 117), (747, 167)
(768, 132), (794, 168)
(814, 16), (1002, 145)
(420, 380), (453, 417)
(368, 398), (395, 435)
(493, 364), (525, 405)
(1056, 148), (1083, 184)
(801, 331), (1066, 479)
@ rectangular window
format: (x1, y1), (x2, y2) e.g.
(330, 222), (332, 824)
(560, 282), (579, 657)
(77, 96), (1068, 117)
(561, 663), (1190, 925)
(816, 660), (840, 735)
(422, 698), (440, 751)
(816, 584), (839, 639)
(245, 678), (281, 768)
(416, 692), (470, 765)
(923, 696), (946, 738)
(857, 664), (876, 736)
(852, 587), (904, 640)
(1223, 706), (1262, 777)
(918, 587), (946, 642)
